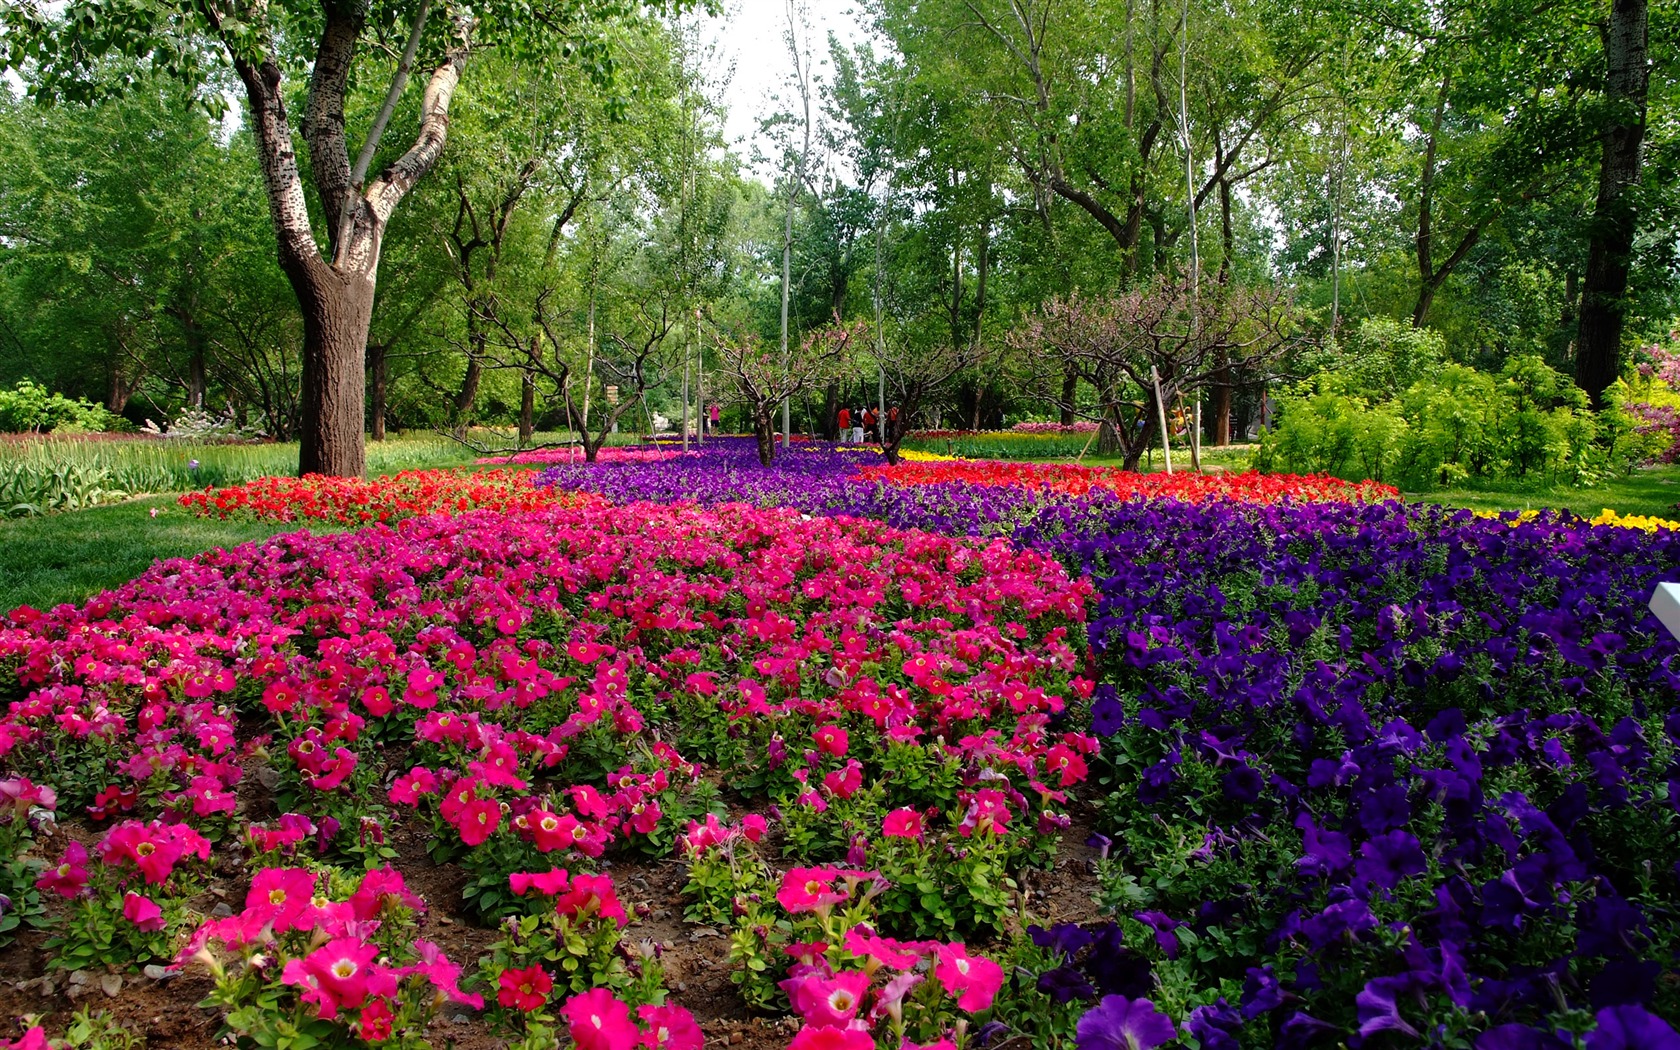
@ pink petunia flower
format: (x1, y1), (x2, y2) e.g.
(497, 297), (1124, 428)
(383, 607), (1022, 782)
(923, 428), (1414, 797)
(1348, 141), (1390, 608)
(637, 1003), (704, 1050)
(244, 867), (321, 932)
(782, 969), (872, 1028)
(932, 942), (1005, 1012)
(122, 892), (166, 931)
(560, 988), (640, 1050)
(36, 841), (90, 898)
(882, 808), (924, 840)
(777, 866), (850, 914)
(497, 964), (553, 1011)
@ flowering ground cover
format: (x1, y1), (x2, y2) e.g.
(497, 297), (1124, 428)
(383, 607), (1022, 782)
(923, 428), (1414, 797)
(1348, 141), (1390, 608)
(474, 447), (686, 467)
(851, 460), (1397, 503)
(6, 440), (1680, 1049)
(178, 468), (577, 524)
(0, 497), (1106, 1049)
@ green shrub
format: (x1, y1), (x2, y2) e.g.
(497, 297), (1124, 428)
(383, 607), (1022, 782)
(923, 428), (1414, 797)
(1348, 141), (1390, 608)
(1260, 354), (1641, 489)
(0, 380), (119, 434)
(1254, 377), (1406, 481)
(1299, 317), (1447, 403)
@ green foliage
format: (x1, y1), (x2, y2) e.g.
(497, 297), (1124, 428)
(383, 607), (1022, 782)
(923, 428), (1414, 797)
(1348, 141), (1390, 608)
(0, 380), (119, 433)
(36, 1010), (146, 1050)
(0, 433), (471, 521)
(1301, 318), (1447, 403)
(1253, 378), (1407, 482)
(1259, 355), (1644, 489)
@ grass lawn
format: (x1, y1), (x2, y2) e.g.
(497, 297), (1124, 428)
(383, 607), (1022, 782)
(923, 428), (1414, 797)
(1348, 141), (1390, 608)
(1416, 467), (1680, 519)
(0, 494), (352, 613)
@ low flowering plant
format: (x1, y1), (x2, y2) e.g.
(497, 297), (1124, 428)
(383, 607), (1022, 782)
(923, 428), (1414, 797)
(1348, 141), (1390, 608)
(177, 863), (479, 1049)
(179, 468), (585, 524)
(41, 818), (212, 971)
(479, 869), (674, 1049)
(678, 812), (773, 925)
(0, 775), (54, 942)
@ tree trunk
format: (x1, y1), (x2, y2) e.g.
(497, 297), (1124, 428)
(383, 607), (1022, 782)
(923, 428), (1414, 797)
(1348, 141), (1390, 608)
(1211, 175), (1234, 444)
(107, 368), (132, 415)
(453, 351), (482, 432)
(822, 382), (839, 440)
(1576, 0), (1650, 407)
(1060, 369), (1078, 425)
(1098, 416), (1120, 456)
(519, 371), (535, 447)
(368, 341), (387, 441)
(754, 406), (776, 467)
(219, 7), (467, 480)
(1212, 349), (1232, 446)
(292, 262), (375, 477)
(185, 316), (208, 410)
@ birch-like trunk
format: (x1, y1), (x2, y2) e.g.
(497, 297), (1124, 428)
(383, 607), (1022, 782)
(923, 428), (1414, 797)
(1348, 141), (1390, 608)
(220, 4), (467, 477)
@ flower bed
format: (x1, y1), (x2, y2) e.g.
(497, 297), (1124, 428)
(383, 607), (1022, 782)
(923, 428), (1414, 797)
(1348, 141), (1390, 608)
(853, 460), (1397, 503)
(178, 468), (576, 523)
(12, 440), (1680, 1048)
(0, 499), (1102, 1048)
(473, 446), (687, 467)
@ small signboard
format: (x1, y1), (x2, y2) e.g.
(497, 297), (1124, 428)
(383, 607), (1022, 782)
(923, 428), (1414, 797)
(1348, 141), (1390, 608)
(1650, 583), (1680, 641)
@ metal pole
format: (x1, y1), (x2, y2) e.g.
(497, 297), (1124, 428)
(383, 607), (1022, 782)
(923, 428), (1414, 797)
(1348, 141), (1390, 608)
(1190, 397), (1202, 472)
(1151, 365), (1174, 475)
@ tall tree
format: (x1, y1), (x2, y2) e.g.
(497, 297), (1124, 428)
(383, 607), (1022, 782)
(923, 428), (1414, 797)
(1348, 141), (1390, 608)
(3, 0), (688, 476)
(1576, 0), (1651, 406)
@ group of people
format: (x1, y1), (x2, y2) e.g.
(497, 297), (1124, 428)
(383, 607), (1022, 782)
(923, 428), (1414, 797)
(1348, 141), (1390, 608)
(835, 405), (881, 444)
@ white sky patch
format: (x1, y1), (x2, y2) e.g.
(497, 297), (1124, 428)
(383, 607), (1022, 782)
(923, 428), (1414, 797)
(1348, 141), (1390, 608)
(700, 0), (878, 177)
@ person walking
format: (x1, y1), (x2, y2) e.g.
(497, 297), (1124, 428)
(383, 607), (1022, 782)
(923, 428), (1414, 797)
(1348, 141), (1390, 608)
(709, 402), (720, 436)
(837, 405), (852, 444)
(851, 408), (864, 445)
(862, 406), (878, 443)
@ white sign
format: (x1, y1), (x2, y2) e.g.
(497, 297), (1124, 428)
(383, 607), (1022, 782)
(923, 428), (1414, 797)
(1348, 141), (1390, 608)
(1649, 583), (1680, 641)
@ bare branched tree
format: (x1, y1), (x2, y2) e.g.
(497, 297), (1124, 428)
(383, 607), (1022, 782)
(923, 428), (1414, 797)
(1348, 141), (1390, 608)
(716, 319), (865, 466)
(1013, 277), (1303, 470)
(875, 337), (998, 464)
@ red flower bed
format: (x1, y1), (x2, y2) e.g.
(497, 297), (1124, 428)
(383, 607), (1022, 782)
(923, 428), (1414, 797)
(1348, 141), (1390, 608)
(854, 461), (1399, 503)
(178, 468), (587, 523)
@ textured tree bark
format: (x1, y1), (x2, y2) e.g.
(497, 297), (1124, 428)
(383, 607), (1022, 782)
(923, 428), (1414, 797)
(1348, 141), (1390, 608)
(519, 371), (535, 447)
(1060, 369), (1077, 425)
(754, 405), (777, 467)
(292, 262), (377, 477)
(217, 2), (467, 478)
(1577, 0), (1649, 407)
(452, 354), (482, 432)
(1211, 348), (1232, 447)
(822, 382), (839, 440)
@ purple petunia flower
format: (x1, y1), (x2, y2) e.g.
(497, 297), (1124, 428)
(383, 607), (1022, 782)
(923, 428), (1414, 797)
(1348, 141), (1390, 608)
(1354, 830), (1427, 893)
(1474, 1024), (1573, 1050)
(1183, 999), (1241, 1050)
(1584, 1004), (1680, 1049)
(1075, 995), (1177, 1050)
(1133, 911), (1184, 960)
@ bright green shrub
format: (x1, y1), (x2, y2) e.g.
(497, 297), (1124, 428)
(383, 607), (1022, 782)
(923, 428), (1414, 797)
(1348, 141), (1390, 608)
(1299, 317), (1447, 403)
(1253, 376), (1407, 482)
(1261, 354), (1640, 489)
(0, 380), (119, 433)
